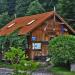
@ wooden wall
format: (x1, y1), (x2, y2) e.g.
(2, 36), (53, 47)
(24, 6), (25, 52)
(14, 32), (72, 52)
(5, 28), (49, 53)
(28, 18), (69, 59)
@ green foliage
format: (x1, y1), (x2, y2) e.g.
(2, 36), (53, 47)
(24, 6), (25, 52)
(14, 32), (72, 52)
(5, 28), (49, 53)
(71, 24), (75, 29)
(16, 0), (32, 17)
(4, 47), (26, 64)
(57, 0), (75, 19)
(9, 35), (25, 49)
(13, 60), (40, 75)
(0, 0), (7, 14)
(39, 0), (58, 11)
(26, 0), (45, 16)
(48, 35), (75, 65)
(0, 36), (10, 51)
(0, 36), (4, 50)
(0, 14), (13, 28)
(0, 32), (27, 52)
(51, 66), (75, 75)
(13, 60), (40, 71)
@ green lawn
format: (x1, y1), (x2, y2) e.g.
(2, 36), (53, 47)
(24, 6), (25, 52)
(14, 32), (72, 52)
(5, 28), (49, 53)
(50, 67), (75, 75)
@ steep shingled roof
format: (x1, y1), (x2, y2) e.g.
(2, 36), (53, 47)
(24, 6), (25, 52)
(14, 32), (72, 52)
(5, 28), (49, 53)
(0, 11), (75, 36)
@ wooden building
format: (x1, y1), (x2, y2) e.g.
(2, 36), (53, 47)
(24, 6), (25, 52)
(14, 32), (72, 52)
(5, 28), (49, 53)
(0, 11), (75, 60)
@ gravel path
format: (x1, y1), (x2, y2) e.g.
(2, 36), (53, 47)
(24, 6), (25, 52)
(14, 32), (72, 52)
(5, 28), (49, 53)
(32, 72), (53, 75)
(0, 68), (13, 75)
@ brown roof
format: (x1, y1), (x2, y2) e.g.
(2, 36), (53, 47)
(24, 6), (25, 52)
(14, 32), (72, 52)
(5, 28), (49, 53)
(19, 12), (54, 35)
(0, 16), (30, 36)
(0, 11), (75, 36)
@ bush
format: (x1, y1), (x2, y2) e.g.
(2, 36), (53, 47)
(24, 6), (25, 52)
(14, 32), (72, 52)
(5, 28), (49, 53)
(48, 35), (75, 65)
(13, 60), (40, 75)
(13, 60), (40, 71)
(4, 47), (40, 74)
(4, 47), (26, 64)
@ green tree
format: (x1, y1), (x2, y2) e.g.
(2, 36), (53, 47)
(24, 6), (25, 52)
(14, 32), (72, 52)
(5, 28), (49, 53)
(16, 0), (32, 17)
(0, 0), (7, 14)
(0, 14), (13, 28)
(26, 0), (45, 16)
(57, 0), (75, 19)
(48, 35), (75, 65)
(39, 0), (58, 11)
(7, 0), (16, 16)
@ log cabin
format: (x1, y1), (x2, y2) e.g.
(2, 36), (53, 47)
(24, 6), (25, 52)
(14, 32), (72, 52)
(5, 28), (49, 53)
(0, 11), (75, 60)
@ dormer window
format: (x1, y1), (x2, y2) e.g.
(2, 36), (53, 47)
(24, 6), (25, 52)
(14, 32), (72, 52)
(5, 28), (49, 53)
(27, 20), (35, 25)
(8, 22), (15, 28)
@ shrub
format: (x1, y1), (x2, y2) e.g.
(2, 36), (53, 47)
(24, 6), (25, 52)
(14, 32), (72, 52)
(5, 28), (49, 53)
(13, 60), (40, 75)
(48, 35), (75, 65)
(4, 47), (26, 64)
(13, 60), (40, 71)
(4, 47), (40, 73)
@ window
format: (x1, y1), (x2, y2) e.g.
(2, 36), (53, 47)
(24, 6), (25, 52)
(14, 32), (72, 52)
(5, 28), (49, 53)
(32, 42), (41, 50)
(32, 36), (36, 41)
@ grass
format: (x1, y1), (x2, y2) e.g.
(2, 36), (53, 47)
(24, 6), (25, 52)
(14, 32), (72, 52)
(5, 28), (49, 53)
(0, 61), (13, 69)
(50, 66), (75, 75)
